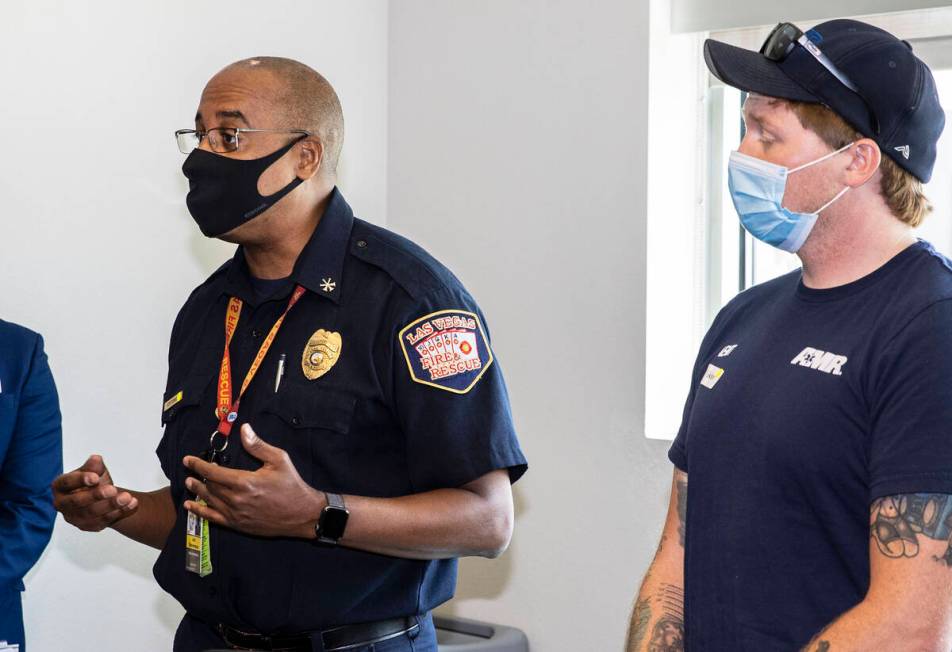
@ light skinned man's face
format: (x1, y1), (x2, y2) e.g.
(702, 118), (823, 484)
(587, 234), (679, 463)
(738, 93), (851, 216)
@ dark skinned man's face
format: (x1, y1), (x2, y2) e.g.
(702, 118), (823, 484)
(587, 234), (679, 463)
(192, 65), (309, 244)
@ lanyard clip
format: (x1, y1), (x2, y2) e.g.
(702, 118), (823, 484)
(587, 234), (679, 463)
(209, 430), (229, 454)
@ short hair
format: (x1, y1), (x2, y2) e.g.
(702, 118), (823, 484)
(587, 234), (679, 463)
(773, 98), (932, 227)
(229, 57), (345, 177)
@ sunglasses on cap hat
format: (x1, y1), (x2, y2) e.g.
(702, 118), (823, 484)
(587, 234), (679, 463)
(760, 22), (881, 135)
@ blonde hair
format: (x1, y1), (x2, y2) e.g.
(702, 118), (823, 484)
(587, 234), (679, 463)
(779, 99), (932, 227)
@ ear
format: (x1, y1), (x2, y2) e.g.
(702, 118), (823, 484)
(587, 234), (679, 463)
(296, 136), (325, 181)
(844, 138), (881, 188)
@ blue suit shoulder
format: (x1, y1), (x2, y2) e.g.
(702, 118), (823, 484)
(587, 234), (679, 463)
(350, 218), (467, 301)
(0, 319), (41, 349)
(0, 319), (43, 373)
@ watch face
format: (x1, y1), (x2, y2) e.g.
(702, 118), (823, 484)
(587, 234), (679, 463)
(320, 507), (349, 539)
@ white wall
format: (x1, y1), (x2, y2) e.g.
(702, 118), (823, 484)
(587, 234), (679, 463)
(388, 3), (672, 650)
(0, 1), (389, 649)
(672, 0), (952, 32)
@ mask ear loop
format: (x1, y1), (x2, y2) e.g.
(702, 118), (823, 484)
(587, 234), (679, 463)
(815, 186), (850, 214)
(789, 141), (855, 174)
(788, 141), (855, 214)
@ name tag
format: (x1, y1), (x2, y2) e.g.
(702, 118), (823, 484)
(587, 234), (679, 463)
(164, 390), (184, 412)
(700, 364), (725, 389)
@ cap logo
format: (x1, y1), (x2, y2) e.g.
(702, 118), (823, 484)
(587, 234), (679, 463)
(894, 145), (911, 160)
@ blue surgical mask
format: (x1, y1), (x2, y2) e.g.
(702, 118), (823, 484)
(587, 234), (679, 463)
(727, 143), (853, 253)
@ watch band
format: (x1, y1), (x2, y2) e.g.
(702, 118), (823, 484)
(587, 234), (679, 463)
(315, 492), (348, 545)
(326, 492), (345, 510)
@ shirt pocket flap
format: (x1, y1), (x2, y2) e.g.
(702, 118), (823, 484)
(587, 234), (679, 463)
(161, 374), (213, 425)
(263, 383), (356, 435)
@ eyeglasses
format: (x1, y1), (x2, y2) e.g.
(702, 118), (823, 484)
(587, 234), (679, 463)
(760, 22), (880, 135)
(174, 127), (312, 154)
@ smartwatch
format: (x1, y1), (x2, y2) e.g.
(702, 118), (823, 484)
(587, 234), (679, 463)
(315, 492), (349, 545)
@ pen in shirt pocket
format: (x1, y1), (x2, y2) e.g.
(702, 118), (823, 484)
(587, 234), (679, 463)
(275, 353), (286, 393)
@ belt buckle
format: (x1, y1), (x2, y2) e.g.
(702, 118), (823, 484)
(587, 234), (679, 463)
(218, 623), (273, 650)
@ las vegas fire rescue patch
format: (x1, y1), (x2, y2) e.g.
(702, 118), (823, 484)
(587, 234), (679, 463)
(399, 309), (494, 394)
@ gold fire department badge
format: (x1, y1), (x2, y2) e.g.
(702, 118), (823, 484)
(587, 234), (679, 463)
(302, 330), (342, 380)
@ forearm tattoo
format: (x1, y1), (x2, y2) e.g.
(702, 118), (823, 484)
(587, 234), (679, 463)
(649, 584), (685, 652)
(627, 584), (684, 652)
(628, 584), (685, 652)
(676, 477), (688, 548)
(629, 598), (651, 650)
(870, 493), (952, 565)
(628, 479), (688, 652)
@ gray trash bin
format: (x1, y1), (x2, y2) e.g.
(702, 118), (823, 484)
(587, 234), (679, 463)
(435, 614), (529, 652)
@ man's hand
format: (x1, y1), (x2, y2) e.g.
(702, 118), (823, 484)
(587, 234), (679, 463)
(52, 455), (139, 531)
(183, 424), (322, 538)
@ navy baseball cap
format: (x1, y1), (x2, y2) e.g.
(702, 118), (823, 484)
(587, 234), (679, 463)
(705, 19), (945, 183)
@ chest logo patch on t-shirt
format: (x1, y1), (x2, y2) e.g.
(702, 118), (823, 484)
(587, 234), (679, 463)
(790, 347), (848, 376)
(700, 363), (725, 389)
(718, 344), (738, 358)
(399, 309), (493, 394)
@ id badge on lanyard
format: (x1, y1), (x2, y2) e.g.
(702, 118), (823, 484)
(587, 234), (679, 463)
(185, 285), (306, 576)
(185, 498), (213, 576)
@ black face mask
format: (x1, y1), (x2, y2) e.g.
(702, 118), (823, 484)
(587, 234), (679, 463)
(181, 136), (306, 238)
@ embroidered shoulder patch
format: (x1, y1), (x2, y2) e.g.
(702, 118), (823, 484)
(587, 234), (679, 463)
(399, 309), (494, 394)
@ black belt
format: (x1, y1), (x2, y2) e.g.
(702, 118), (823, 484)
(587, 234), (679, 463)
(217, 616), (419, 651)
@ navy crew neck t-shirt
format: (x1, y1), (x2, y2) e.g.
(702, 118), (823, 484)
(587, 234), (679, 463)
(669, 240), (952, 650)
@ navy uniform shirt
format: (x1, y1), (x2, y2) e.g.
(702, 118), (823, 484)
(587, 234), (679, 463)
(154, 188), (527, 634)
(669, 241), (952, 650)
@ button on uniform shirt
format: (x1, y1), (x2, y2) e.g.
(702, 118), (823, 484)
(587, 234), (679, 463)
(669, 241), (952, 650)
(154, 188), (528, 634)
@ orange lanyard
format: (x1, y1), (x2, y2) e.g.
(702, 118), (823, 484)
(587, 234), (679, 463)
(214, 285), (306, 440)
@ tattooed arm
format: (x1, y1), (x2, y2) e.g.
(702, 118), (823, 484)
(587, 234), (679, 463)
(801, 493), (952, 651)
(626, 468), (687, 652)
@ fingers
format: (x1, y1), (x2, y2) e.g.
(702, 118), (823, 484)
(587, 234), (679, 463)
(184, 499), (228, 527)
(52, 470), (96, 494)
(51, 455), (136, 532)
(57, 489), (138, 531)
(79, 454), (107, 476)
(183, 456), (244, 488)
(77, 491), (138, 519)
(55, 483), (116, 510)
(240, 424), (287, 465)
(185, 478), (228, 514)
(53, 455), (111, 494)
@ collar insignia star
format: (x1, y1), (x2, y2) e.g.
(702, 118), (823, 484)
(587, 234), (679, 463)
(320, 277), (337, 293)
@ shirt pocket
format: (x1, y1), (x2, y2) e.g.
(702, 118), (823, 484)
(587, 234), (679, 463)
(158, 374), (217, 488)
(259, 382), (356, 488)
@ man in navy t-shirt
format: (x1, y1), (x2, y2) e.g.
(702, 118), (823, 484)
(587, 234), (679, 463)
(628, 19), (952, 651)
